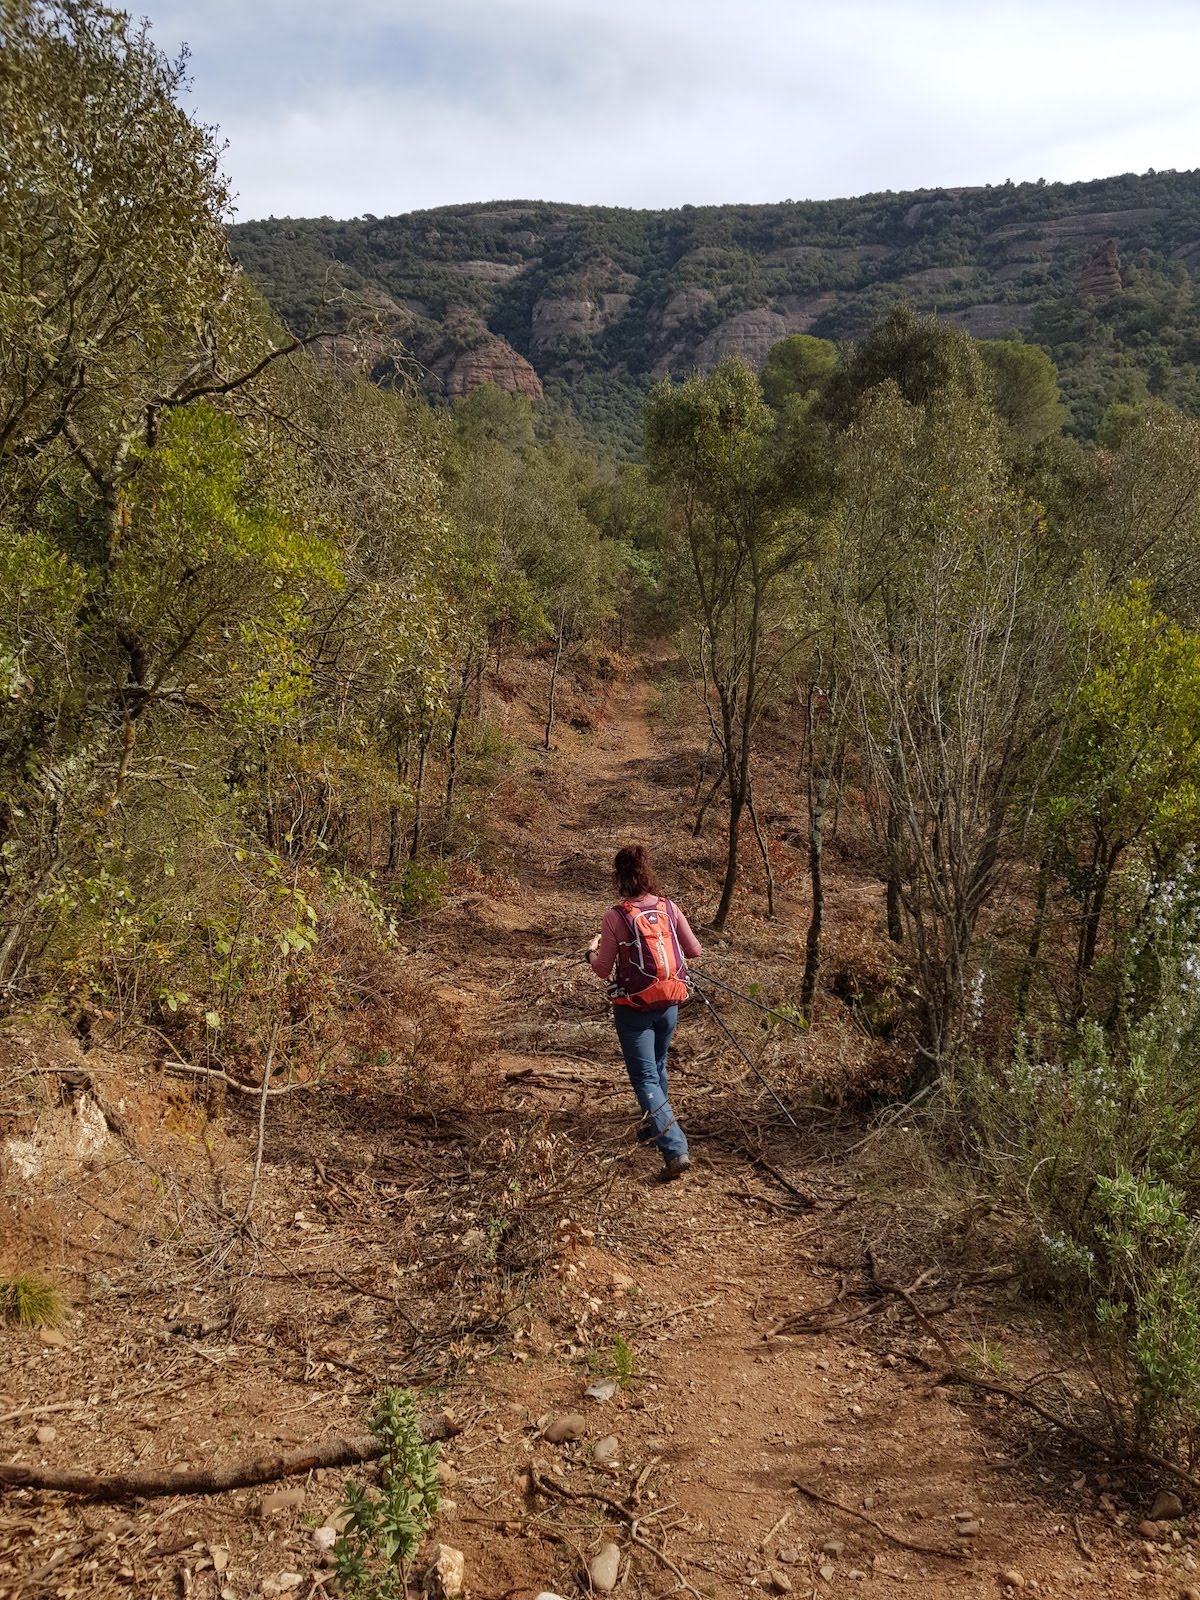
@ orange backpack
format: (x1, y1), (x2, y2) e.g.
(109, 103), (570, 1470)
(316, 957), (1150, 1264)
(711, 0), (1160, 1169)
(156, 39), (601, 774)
(611, 897), (690, 1009)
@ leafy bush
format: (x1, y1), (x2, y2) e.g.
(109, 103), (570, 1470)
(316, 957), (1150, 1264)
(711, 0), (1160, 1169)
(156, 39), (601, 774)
(960, 869), (1200, 1454)
(333, 1389), (439, 1599)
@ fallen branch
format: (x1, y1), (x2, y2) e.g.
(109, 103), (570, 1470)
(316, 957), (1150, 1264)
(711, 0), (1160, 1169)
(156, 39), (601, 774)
(160, 1060), (316, 1097)
(637, 1295), (720, 1332)
(0, 1433), (384, 1501)
(792, 1479), (963, 1560)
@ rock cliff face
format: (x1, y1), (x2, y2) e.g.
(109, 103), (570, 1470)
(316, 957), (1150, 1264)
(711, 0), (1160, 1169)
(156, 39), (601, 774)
(530, 296), (602, 349)
(659, 288), (715, 333)
(441, 336), (544, 402)
(1081, 239), (1123, 297)
(694, 299), (836, 371)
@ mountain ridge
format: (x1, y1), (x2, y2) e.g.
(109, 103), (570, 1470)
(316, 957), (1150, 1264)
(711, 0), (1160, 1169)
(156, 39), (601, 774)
(230, 168), (1200, 454)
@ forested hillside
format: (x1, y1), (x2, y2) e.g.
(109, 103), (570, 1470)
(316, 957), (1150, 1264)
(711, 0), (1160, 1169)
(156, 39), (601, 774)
(231, 172), (1200, 453)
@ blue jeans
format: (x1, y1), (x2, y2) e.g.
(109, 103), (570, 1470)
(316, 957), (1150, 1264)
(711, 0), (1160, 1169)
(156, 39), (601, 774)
(612, 1003), (688, 1163)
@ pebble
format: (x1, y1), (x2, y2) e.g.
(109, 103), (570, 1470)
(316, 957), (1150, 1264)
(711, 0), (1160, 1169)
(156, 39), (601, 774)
(311, 1527), (337, 1552)
(425, 1543), (465, 1599)
(585, 1379), (618, 1403)
(1180, 1588), (1200, 1600)
(777, 1547), (800, 1565)
(39, 1329), (66, 1348)
(955, 1519), (982, 1537)
(543, 1412), (586, 1443)
(534, 1593), (570, 1600)
(261, 1575), (303, 1597)
(259, 1488), (304, 1518)
(818, 1564), (835, 1582)
(592, 1435), (620, 1465)
(998, 1570), (1025, 1590)
(1138, 1520), (1165, 1541)
(34, 1425), (57, 1445)
(589, 1541), (621, 1593)
(1152, 1490), (1185, 1521)
(767, 1568), (793, 1594)
(436, 1460), (457, 1486)
(210, 1547), (230, 1573)
(819, 1537), (845, 1557)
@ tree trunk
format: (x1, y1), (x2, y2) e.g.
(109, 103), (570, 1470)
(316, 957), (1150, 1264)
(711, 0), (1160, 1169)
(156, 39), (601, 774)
(692, 769), (726, 837)
(543, 621), (565, 751)
(1075, 840), (1122, 1008)
(800, 773), (829, 1019)
(408, 727), (430, 862)
(443, 664), (472, 821)
(747, 783), (775, 919)
(886, 792), (904, 944)
(1015, 851), (1052, 1020)
(713, 789), (745, 931)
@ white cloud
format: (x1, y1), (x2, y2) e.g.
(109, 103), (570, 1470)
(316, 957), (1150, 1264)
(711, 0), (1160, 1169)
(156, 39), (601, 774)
(136, 0), (1200, 217)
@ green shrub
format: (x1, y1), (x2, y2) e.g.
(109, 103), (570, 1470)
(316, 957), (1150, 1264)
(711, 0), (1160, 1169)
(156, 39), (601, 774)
(960, 868), (1200, 1453)
(0, 1274), (64, 1328)
(333, 1389), (440, 1599)
(397, 860), (448, 917)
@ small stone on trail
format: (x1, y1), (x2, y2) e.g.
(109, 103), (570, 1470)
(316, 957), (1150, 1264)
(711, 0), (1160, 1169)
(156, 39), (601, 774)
(777, 1547), (800, 1565)
(767, 1568), (793, 1594)
(39, 1329), (66, 1348)
(819, 1537), (845, 1557)
(436, 1460), (457, 1486)
(34, 1425), (57, 1445)
(259, 1488), (304, 1518)
(998, 1570), (1025, 1590)
(210, 1547), (230, 1573)
(311, 1527), (337, 1552)
(425, 1542), (465, 1598)
(585, 1379), (618, 1403)
(1152, 1490), (1185, 1521)
(955, 1519), (982, 1537)
(534, 1593), (570, 1600)
(589, 1541), (621, 1593)
(1138, 1520), (1165, 1540)
(543, 1413), (586, 1444)
(1180, 1588), (1200, 1600)
(592, 1435), (620, 1464)
(261, 1574), (304, 1598)
(818, 1564), (835, 1582)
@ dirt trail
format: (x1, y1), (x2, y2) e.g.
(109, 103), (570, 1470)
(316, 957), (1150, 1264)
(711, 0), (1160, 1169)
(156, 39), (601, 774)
(423, 654), (1168, 1599)
(0, 651), (1187, 1598)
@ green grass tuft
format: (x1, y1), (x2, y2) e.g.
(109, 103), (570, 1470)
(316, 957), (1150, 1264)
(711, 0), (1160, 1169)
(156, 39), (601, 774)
(0, 1274), (65, 1328)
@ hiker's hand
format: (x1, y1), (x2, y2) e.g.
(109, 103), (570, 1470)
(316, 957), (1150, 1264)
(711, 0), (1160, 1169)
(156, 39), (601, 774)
(586, 935), (600, 955)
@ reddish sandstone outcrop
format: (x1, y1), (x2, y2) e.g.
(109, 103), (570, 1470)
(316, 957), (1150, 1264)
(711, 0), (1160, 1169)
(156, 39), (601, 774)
(1081, 239), (1122, 297)
(441, 337), (543, 402)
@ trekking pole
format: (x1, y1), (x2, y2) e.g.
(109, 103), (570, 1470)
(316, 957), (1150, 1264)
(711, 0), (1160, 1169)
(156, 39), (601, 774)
(689, 966), (808, 1035)
(689, 981), (799, 1129)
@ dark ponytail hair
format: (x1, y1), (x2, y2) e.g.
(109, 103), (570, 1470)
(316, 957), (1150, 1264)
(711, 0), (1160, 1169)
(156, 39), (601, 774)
(613, 843), (660, 899)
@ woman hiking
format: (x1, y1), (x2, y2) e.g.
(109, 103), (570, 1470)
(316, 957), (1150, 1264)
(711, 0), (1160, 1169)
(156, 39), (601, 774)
(586, 843), (702, 1181)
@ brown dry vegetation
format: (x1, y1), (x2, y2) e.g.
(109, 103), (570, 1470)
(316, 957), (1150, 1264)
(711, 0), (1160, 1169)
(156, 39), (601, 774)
(1, 650), (1196, 1599)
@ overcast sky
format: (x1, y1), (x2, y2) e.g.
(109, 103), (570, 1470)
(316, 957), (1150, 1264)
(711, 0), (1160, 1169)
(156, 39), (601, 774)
(137, 0), (1200, 221)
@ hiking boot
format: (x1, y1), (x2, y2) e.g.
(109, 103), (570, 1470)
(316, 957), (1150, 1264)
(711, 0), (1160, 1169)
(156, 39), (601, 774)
(660, 1155), (690, 1183)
